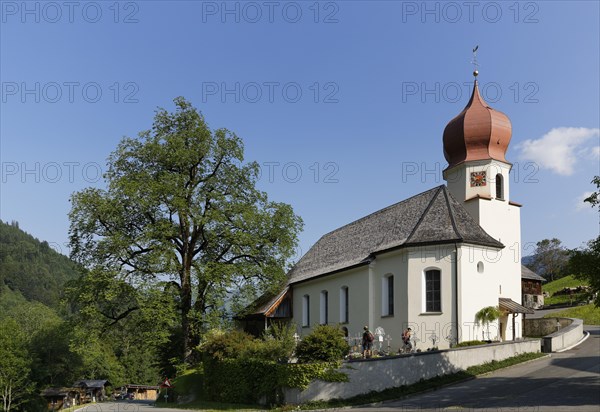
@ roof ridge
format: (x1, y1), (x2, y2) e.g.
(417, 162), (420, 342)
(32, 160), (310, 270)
(405, 186), (444, 244)
(318, 185), (445, 239)
(441, 186), (463, 241)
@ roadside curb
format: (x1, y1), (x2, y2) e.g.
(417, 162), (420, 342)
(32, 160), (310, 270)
(475, 353), (551, 377)
(556, 330), (590, 353)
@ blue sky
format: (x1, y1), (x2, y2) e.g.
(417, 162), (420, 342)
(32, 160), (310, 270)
(1, 0), (599, 261)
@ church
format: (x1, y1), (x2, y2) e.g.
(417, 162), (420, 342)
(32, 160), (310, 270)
(244, 71), (532, 350)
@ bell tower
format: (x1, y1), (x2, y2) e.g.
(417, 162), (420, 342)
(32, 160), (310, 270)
(442, 67), (523, 331)
(442, 69), (516, 225)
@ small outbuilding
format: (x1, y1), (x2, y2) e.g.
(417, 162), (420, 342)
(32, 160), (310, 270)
(73, 379), (111, 403)
(521, 265), (546, 309)
(41, 387), (80, 410)
(117, 384), (160, 400)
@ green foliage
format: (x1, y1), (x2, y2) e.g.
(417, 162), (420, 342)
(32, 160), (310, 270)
(475, 306), (502, 341)
(543, 304), (600, 325)
(68, 97), (303, 361)
(256, 323), (297, 362)
(295, 325), (349, 363)
(0, 220), (80, 309)
(531, 238), (569, 281)
(199, 329), (259, 361)
(198, 324), (296, 364)
(455, 340), (488, 348)
(204, 358), (346, 405)
(0, 318), (33, 411)
(583, 176), (600, 209)
(569, 236), (600, 307)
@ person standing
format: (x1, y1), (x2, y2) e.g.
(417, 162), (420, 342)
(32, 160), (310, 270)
(362, 326), (374, 358)
(402, 327), (413, 351)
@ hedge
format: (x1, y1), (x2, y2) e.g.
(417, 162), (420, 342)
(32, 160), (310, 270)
(204, 358), (348, 405)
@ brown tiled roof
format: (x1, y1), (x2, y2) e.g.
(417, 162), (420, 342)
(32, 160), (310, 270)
(288, 185), (503, 284)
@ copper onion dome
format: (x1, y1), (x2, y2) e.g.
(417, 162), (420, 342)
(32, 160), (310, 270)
(443, 79), (512, 169)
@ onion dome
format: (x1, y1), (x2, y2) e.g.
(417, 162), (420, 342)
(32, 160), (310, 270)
(443, 78), (512, 169)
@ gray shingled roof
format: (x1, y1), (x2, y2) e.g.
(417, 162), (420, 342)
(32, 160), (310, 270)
(521, 264), (545, 282)
(288, 185), (503, 284)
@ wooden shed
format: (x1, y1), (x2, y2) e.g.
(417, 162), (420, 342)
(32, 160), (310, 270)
(118, 384), (159, 400)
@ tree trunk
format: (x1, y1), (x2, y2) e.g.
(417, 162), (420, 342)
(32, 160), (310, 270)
(180, 266), (193, 362)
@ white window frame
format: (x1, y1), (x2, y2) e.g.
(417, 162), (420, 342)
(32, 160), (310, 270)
(423, 268), (442, 313)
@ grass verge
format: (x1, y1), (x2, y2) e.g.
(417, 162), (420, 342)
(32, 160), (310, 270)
(544, 304), (600, 325)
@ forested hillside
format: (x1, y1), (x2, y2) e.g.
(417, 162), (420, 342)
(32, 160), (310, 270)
(0, 220), (79, 308)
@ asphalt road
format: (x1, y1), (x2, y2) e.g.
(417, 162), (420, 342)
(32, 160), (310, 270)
(349, 326), (600, 412)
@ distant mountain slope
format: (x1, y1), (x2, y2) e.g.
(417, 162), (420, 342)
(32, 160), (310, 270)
(0, 220), (80, 308)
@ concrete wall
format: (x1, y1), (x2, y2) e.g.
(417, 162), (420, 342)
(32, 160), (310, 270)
(284, 339), (541, 404)
(540, 318), (583, 353)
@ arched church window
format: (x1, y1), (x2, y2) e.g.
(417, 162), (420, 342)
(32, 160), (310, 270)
(424, 269), (441, 312)
(320, 290), (328, 324)
(495, 174), (504, 200)
(340, 286), (349, 323)
(381, 274), (394, 316)
(302, 295), (310, 327)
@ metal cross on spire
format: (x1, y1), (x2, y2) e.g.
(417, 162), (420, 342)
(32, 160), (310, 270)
(471, 45), (479, 77)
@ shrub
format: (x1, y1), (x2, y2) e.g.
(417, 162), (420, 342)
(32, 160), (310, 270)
(198, 329), (259, 361)
(253, 322), (297, 362)
(296, 325), (349, 363)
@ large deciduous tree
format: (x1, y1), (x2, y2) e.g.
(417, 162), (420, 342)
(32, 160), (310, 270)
(69, 97), (303, 360)
(531, 238), (568, 281)
(0, 319), (32, 412)
(569, 176), (600, 307)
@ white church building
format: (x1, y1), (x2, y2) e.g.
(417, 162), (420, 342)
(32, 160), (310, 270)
(244, 74), (532, 350)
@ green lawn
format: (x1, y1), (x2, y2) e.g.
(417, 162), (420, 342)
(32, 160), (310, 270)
(543, 275), (587, 295)
(544, 304), (600, 325)
(543, 275), (589, 306)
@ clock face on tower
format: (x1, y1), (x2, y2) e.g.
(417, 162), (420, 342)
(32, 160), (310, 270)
(470, 171), (487, 187)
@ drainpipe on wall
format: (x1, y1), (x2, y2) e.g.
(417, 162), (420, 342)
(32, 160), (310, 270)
(454, 243), (460, 345)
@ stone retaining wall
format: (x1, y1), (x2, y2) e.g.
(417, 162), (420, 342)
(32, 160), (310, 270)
(524, 317), (572, 337)
(284, 339), (541, 404)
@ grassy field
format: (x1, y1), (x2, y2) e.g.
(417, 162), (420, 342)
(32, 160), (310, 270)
(543, 275), (589, 306)
(544, 304), (600, 325)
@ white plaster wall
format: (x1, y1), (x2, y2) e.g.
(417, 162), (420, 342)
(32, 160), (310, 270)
(284, 339), (541, 404)
(444, 160), (512, 203)
(369, 250), (408, 352)
(405, 245), (455, 349)
(291, 266), (369, 339)
(445, 159), (523, 341)
(458, 245), (504, 341)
